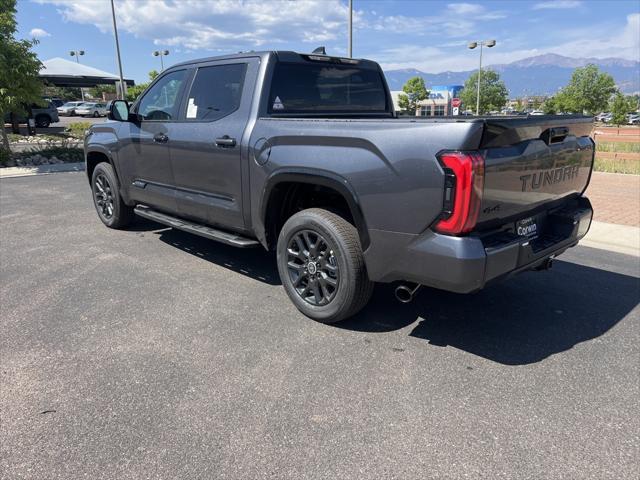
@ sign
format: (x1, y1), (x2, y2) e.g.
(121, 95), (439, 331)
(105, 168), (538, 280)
(451, 98), (461, 108)
(452, 107), (459, 116)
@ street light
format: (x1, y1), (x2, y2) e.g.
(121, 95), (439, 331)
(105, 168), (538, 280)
(70, 50), (86, 101)
(153, 50), (170, 71)
(468, 39), (496, 115)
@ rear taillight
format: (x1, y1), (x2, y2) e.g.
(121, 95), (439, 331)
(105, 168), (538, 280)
(435, 151), (485, 235)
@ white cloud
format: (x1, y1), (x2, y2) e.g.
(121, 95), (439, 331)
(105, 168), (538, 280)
(36, 0), (353, 51)
(447, 3), (483, 15)
(29, 27), (51, 38)
(376, 13), (640, 73)
(533, 1), (582, 10)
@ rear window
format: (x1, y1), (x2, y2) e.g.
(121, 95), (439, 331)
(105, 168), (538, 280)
(268, 62), (388, 115)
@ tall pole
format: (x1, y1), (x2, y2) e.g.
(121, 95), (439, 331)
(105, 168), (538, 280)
(476, 42), (483, 116)
(110, 0), (126, 100)
(159, 54), (164, 71)
(348, 0), (353, 58)
(71, 51), (85, 101)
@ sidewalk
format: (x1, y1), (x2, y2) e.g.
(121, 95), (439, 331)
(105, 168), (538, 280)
(585, 172), (639, 227)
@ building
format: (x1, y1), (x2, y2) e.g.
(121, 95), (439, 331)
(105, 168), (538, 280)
(416, 85), (464, 116)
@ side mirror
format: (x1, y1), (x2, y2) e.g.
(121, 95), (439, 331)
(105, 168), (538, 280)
(109, 100), (130, 122)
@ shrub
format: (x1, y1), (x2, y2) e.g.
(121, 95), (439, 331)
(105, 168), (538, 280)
(64, 122), (92, 139)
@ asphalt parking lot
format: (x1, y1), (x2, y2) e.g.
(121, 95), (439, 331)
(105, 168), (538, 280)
(1, 172), (638, 479)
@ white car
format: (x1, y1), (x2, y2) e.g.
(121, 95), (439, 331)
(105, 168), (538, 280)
(57, 101), (85, 116)
(627, 114), (640, 125)
(529, 110), (544, 115)
(75, 102), (108, 117)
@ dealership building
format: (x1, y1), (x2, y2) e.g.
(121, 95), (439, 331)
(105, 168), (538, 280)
(417, 85), (464, 116)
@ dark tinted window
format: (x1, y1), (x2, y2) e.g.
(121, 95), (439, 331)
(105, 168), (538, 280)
(185, 63), (247, 121)
(269, 63), (388, 114)
(138, 69), (186, 121)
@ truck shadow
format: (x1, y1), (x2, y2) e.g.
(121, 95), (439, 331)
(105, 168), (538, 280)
(343, 260), (639, 365)
(139, 221), (638, 366)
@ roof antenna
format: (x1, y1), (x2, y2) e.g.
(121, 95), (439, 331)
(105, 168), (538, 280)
(312, 46), (326, 55)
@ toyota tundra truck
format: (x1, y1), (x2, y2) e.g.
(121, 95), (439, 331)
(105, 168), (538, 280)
(84, 50), (594, 323)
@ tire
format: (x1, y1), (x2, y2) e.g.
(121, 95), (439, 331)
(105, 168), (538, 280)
(91, 162), (134, 229)
(277, 208), (374, 323)
(35, 115), (50, 128)
(93, 111), (99, 117)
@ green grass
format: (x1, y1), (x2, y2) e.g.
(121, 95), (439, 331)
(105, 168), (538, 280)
(594, 157), (640, 175)
(595, 141), (640, 153)
(64, 121), (93, 139)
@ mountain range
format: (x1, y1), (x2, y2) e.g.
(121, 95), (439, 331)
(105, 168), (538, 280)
(383, 54), (640, 97)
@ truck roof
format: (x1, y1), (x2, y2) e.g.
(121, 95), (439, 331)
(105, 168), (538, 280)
(170, 50), (380, 70)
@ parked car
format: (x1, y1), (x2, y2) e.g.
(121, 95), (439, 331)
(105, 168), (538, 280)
(627, 114), (640, 125)
(76, 102), (108, 117)
(529, 110), (545, 115)
(85, 49), (595, 323)
(3, 101), (60, 128)
(57, 101), (85, 116)
(595, 112), (610, 122)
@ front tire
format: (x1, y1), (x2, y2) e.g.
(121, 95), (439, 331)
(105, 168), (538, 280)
(91, 162), (134, 229)
(277, 208), (373, 323)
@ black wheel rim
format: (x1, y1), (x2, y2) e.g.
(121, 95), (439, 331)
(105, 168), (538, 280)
(286, 230), (339, 306)
(94, 173), (114, 220)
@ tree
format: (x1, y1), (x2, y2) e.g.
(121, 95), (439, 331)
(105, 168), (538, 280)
(459, 69), (508, 115)
(125, 70), (159, 102)
(554, 64), (616, 115)
(542, 96), (558, 114)
(397, 76), (428, 116)
(0, 0), (43, 148)
(88, 84), (116, 99)
(609, 93), (635, 126)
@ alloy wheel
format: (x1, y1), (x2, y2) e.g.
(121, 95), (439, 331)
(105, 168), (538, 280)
(286, 229), (340, 306)
(94, 173), (114, 220)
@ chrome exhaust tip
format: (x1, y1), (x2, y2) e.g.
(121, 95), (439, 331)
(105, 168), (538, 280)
(394, 283), (422, 303)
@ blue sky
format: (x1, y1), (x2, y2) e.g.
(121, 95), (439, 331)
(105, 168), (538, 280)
(16, 0), (640, 83)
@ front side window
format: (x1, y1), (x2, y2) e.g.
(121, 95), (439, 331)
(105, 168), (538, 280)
(184, 63), (247, 121)
(268, 62), (388, 114)
(138, 69), (186, 121)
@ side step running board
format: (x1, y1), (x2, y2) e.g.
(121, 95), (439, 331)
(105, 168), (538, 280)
(134, 206), (260, 248)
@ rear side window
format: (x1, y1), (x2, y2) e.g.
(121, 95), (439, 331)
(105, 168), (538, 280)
(268, 63), (388, 114)
(185, 63), (247, 121)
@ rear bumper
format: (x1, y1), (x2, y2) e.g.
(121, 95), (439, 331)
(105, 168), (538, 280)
(364, 197), (593, 293)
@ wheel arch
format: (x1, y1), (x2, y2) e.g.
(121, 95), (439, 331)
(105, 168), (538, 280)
(85, 148), (120, 187)
(259, 169), (370, 251)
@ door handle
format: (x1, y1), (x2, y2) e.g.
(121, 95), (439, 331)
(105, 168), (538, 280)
(215, 135), (236, 147)
(153, 133), (169, 143)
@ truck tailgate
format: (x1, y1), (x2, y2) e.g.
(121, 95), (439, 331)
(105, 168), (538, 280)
(476, 116), (594, 228)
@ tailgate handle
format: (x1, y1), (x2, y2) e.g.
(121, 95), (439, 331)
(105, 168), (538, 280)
(542, 127), (569, 145)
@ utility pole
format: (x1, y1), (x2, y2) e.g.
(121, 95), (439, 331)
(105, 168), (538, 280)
(348, 0), (353, 58)
(110, 0), (126, 99)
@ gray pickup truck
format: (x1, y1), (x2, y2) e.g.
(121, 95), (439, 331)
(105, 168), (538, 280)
(84, 50), (594, 323)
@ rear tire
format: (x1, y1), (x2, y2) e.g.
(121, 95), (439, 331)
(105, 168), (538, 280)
(93, 111), (99, 117)
(35, 115), (50, 128)
(277, 208), (373, 323)
(91, 162), (134, 229)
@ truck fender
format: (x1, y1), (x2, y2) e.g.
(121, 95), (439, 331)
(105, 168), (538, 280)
(258, 168), (370, 250)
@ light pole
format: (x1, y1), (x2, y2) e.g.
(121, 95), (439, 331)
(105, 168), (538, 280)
(468, 39), (496, 115)
(69, 49), (86, 101)
(110, 0), (126, 99)
(347, 0), (353, 58)
(153, 50), (170, 71)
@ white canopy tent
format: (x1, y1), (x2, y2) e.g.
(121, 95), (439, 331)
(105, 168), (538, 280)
(39, 57), (134, 88)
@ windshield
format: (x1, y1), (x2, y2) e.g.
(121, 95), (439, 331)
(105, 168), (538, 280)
(268, 62), (389, 115)
(63, 102), (83, 107)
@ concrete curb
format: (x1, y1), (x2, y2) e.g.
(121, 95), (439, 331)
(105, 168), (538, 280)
(581, 221), (640, 257)
(0, 162), (85, 178)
